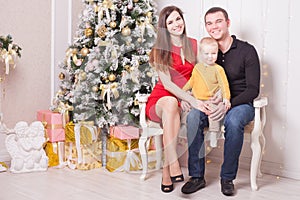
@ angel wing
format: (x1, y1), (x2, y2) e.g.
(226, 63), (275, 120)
(5, 134), (19, 158)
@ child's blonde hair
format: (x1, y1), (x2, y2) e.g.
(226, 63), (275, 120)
(199, 37), (218, 50)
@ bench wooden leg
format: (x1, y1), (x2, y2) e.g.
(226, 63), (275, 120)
(139, 135), (148, 181)
(154, 135), (163, 170)
(257, 132), (266, 177)
(250, 124), (261, 191)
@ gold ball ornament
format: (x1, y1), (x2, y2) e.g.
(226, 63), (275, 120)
(92, 86), (99, 92)
(146, 12), (152, 18)
(58, 72), (65, 80)
(80, 72), (87, 81)
(137, 38), (143, 43)
(146, 71), (153, 77)
(121, 26), (131, 36)
(124, 65), (130, 71)
(133, 0), (139, 2)
(57, 89), (64, 96)
(109, 21), (117, 28)
(108, 74), (116, 82)
(84, 28), (93, 37)
(80, 47), (89, 56)
(101, 75), (108, 82)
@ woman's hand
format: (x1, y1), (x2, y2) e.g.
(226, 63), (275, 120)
(181, 100), (191, 112)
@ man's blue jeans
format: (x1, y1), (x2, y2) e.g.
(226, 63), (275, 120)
(186, 104), (255, 180)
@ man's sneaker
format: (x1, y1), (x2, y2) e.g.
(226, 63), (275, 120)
(181, 177), (206, 194)
(221, 179), (235, 196)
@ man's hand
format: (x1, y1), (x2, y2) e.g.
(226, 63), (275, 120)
(209, 89), (222, 104)
(208, 102), (227, 121)
(196, 100), (210, 115)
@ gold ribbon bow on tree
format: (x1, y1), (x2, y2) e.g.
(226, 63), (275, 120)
(0, 35), (21, 76)
(100, 82), (119, 110)
(57, 102), (74, 127)
(1, 44), (18, 75)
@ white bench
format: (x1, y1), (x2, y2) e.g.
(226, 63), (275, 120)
(137, 94), (268, 191)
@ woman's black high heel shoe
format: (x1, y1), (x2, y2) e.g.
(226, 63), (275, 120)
(170, 174), (184, 183)
(161, 183), (174, 193)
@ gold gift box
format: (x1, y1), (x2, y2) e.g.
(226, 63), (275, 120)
(106, 136), (157, 172)
(44, 141), (65, 167)
(64, 121), (102, 170)
(65, 141), (102, 170)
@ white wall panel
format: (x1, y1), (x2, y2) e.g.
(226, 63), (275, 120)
(157, 0), (300, 179)
(262, 1), (290, 169)
(283, 0), (300, 179)
(157, 0), (201, 39)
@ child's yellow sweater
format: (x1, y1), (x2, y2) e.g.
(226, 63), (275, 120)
(183, 63), (230, 101)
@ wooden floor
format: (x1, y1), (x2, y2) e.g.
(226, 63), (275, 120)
(1, 161), (300, 200)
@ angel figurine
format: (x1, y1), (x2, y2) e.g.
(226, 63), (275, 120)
(5, 121), (48, 173)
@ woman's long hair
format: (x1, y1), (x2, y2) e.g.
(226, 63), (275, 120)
(149, 6), (196, 72)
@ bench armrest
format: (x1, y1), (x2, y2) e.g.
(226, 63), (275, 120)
(253, 97), (268, 108)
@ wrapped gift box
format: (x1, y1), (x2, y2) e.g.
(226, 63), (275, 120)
(65, 141), (102, 170)
(106, 136), (157, 172)
(64, 121), (102, 170)
(44, 141), (65, 167)
(37, 110), (65, 142)
(106, 136), (140, 172)
(109, 125), (140, 140)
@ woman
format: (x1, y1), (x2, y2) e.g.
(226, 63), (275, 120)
(146, 6), (206, 193)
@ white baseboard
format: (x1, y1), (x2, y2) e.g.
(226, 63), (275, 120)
(0, 149), (10, 163)
(207, 155), (300, 180)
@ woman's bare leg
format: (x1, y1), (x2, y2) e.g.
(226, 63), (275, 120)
(156, 96), (182, 185)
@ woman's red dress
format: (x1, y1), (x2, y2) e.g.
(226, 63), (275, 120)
(145, 38), (198, 123)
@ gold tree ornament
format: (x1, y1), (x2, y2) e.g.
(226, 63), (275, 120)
(101, 75), (107, 81)
(80, 71), (87, 81)
(109, 21), (117, 29)
(121, 26), (131, 36)
(84, 27), (93, 37)
(108, 73), (116, 82)
(146, 12), (152, 18)
(146, 71), (153, 77)
(137, 38), (143, 43)
(97, 25), (107, 38)
(92, 85), (99, 92)
(102, 0), (113, 9)
(124, 64), (130, 71)
(58, 72), (65, 80)
(80, 47), (89, 56)
(133, 0), (139, 2)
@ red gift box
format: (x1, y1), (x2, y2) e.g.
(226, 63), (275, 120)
(109, 125), (140, 140)
(37, 110), (65, 142)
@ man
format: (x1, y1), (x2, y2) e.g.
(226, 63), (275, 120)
(181, 7), (260, 196)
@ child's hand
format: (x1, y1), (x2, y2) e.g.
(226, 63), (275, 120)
(223, 99), (231, 110)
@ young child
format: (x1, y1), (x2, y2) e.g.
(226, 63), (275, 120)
(183, 37), (231, 147)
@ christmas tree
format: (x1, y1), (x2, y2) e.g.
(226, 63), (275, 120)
(54, 0), (158, 128)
